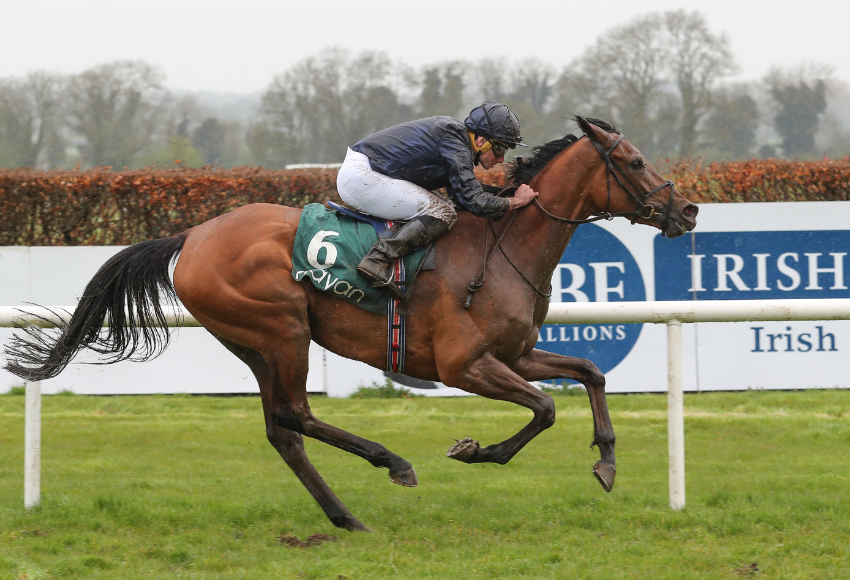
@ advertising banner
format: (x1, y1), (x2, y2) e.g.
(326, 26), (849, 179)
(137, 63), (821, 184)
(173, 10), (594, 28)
(1, 201), (848, 396)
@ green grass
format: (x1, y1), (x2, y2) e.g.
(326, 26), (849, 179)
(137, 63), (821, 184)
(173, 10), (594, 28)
(349, 379), (424, 399)
(1, 390), (849, 579)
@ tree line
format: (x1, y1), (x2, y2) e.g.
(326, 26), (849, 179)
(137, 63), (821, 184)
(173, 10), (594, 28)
(1, 10), (846, 170)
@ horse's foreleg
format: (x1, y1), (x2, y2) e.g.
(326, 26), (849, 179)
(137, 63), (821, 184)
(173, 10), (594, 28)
(511, 348), (616, 492)
(439, 353), (556, 465)
(216, 337), (369, 531)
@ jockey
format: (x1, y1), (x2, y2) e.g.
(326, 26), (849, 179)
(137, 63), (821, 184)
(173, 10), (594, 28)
(336, 101), (540, 297)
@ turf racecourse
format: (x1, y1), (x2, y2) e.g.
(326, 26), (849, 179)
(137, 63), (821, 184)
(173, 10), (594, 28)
(1, 390), (848, 579)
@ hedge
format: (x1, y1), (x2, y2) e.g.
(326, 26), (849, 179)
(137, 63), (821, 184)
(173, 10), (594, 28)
(661, 158), (850, 203)
(0, 167), (339, 246)
(1, 159), (848, 246)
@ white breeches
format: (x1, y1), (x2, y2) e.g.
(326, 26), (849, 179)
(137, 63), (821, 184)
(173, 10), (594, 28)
(336, 148), (457, 226)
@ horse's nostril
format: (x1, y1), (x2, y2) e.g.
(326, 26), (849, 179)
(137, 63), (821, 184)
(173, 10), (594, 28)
(682, 204), (698, 218)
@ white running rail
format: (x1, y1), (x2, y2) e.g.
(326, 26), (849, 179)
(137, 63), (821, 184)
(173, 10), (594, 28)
(5, 298), (850, 511)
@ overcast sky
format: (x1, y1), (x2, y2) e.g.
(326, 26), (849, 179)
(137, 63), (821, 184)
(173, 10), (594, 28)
(3, 0), (847, 94)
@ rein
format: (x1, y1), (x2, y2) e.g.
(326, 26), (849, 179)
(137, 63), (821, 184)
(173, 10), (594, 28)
(464, 208), (523, 309)
(532, 134), (676, 227)
(464, 132), (678, 309)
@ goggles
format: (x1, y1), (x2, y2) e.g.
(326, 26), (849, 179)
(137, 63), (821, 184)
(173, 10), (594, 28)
(489, 140), (514, 157)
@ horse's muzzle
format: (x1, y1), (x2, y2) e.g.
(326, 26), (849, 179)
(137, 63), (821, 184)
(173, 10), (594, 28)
(661, 203), (698, 237)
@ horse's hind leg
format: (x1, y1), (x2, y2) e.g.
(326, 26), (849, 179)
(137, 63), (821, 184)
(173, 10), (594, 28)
(512, 348), (616, 492)
(216, 337), (369, 531)
(262, 326), (418, 488)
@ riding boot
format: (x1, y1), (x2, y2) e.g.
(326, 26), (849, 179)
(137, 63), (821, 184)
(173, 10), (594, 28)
(357, 215), (449, 298)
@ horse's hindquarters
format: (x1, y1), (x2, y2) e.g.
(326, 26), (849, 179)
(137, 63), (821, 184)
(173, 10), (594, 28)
(174, 204), (306, 348)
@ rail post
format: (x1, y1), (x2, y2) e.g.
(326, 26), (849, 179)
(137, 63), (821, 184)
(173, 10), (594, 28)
(24, 380), (41, 509)
(667, 319), (685, 510)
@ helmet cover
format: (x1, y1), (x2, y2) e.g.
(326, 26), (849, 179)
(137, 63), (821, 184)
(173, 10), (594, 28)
(464, 101), (524, 146)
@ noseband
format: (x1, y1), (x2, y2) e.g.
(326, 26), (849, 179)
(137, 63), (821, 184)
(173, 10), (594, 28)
(533, 133), (677, 232)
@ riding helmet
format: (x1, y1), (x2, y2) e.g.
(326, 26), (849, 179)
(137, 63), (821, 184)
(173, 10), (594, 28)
(464, 101), (526, 147)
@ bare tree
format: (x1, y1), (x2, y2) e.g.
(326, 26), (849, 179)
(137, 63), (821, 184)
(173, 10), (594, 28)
(511, 58), (556, 113)
(66, 61), (168, 168)
(556, 13), (668, 155)
(349, 53), (415, 137)
(816, 80), (850, 158)
(419, 68), (443, 118)
(192, 118), (226, 164)
(704, 87), (759, 158)
(473, 58), (510, 102)
(664, 10), (737, 157)
(0, 72), (65, 167)
(165, 94), (204, 138)
(257, 48), (410, 165)
(765, 64), (833, 158)
(417, 61), (466, 118)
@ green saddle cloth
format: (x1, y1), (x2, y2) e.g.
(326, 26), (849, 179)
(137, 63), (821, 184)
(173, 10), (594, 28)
(291, 204), (429, 314)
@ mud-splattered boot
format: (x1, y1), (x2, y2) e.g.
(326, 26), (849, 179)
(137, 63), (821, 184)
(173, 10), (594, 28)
(356, 215), (449, 299)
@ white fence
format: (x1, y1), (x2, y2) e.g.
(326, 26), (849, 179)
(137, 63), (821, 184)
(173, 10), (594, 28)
(547, 298), (850, 510)
(5, 298), (850, 511)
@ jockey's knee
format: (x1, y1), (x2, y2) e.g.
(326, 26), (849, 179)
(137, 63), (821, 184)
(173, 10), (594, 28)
(423, 198), (457, 229)
(443, 208), (458, 229)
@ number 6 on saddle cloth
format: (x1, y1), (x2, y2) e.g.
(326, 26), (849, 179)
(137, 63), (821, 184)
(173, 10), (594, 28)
(290, 202), (436, 374)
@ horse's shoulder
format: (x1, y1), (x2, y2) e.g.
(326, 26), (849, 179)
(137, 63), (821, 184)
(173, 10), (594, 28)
(451, 211), (487, 229)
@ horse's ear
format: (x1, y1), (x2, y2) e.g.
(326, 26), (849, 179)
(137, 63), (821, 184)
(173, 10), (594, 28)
(576, 116), (604, 143)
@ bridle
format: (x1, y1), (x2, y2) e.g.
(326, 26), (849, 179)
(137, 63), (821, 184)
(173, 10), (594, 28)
(464, 131), (679, 309)
(532, 132), (677, 230)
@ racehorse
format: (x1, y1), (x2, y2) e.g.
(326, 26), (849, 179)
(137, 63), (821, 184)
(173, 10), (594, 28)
(6, 117), (697, 531)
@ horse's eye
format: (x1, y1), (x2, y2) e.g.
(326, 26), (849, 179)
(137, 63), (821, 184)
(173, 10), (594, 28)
(629, 158), (644, 170)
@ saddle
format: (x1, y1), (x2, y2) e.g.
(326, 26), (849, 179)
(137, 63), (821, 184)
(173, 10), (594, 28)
(317, 189), (512, 375)
(321, 202), (437, 374)
(325, 202), (436, 271)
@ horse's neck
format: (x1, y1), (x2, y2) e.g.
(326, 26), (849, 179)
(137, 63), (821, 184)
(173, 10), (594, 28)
(505, 155), (599, 289)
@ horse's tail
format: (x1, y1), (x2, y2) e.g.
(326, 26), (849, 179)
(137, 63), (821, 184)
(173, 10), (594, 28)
(4, 233), (189, 382)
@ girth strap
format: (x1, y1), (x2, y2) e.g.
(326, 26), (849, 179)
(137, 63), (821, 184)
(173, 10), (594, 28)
(387, 255), (407, 373)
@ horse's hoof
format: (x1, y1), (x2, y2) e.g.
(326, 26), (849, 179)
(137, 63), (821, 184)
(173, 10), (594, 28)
(331, 515), (371, 532)
(447, 437), (480, 463)
(389, 467), (418, 487)
(593, 461), (616, 492)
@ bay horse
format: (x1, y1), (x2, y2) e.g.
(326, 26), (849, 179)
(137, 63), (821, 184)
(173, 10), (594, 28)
(6, 117), (697, 531)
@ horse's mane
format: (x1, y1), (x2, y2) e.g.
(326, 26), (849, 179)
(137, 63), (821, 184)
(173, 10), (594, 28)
(507, 118), (618, 185)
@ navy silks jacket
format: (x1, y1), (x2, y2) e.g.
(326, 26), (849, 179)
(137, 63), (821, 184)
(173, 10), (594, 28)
(351, 116), (510, 219)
